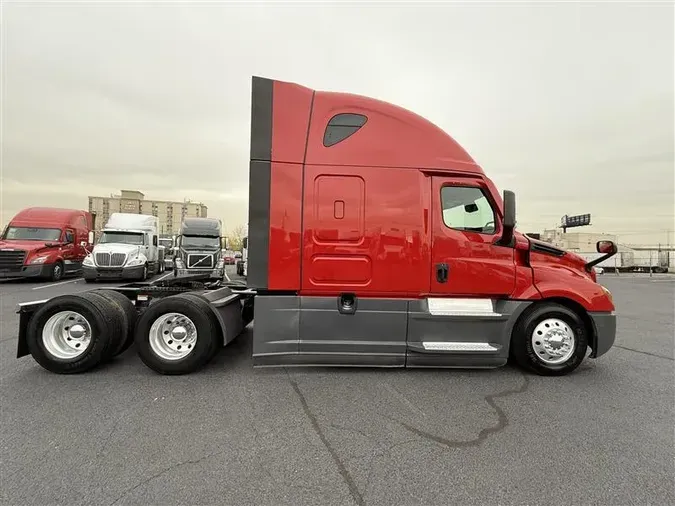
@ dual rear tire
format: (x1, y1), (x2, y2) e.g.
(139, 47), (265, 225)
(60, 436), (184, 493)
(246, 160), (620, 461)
(26, 290), (135, 374)
(134, 294), (222, 375)
(25, 290), (223, 376)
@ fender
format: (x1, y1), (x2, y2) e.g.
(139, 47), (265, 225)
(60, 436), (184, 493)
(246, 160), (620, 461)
(533, 265), (614, 312)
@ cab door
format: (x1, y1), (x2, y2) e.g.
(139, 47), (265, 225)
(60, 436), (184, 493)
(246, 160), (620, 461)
(405, 176), (517, 367)
(429, 176), (515, 295)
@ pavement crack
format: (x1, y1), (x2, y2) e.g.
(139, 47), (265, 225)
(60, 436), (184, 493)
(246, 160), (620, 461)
(330, 423), (374, 441)
(614, 345), (674, 361)
(396, 372), (530, 449)
(107, 449), (226, 506)
(287, 373), (364, 506)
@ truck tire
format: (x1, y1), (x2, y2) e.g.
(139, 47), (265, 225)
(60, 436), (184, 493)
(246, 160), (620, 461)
(93, 289), (138, 356)
(511, 302), (588, 376)
(25, 293), (120, 374)
(49, 261), (64, 282)
(134, 293), (222, 375)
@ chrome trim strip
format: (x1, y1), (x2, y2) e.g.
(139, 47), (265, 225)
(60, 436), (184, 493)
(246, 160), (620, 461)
(427, 297), (502, 317)
(422, 341), (499, 352)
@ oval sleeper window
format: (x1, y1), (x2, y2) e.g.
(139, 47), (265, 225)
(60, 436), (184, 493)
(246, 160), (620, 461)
(323, 113), (368, 147)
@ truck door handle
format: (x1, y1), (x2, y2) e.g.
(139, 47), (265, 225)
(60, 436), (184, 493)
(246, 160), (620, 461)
(436, 263), (449, 283)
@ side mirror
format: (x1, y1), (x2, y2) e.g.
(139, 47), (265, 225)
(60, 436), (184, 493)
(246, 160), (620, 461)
(597, 240), (617, 255)
(242, 237), (248, 249)
(497, 190), (516, 246)
(80, 241), (88, 248)
(88, 231), (95, 244)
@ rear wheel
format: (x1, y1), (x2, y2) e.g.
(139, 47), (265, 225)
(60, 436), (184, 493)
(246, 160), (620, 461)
(134, 294), (222, 375)
(511, 302), (588, 376)
(26, 293), (119, 373)
(93, 289), (138, 356)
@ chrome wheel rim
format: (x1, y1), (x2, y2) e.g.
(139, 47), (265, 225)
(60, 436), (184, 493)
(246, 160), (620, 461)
(531, 318), (576, 365)
(148, 312), (197, 361)
(42, 311), (92, 360)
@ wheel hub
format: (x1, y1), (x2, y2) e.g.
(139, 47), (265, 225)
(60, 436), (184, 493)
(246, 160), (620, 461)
(148, 312), (198, 361)
(42, 311), (92, 360)
(531, 318), (576, 365)
(68, 323), (87, 339)
(171, 326), (188, 341)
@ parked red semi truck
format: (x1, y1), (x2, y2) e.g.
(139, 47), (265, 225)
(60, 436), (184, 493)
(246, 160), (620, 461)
(1, 207), (94, 281)
(15, 76), (617, 377)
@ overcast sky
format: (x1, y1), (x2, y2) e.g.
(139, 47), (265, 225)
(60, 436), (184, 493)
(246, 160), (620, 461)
(2, 1), (673, 245)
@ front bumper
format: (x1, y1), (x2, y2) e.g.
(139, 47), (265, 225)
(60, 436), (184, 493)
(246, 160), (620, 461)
(83, 264), (146, 281)
(589, 311), (617, 358)
(175, 267), (224, 279)
(0, 263), (53, 279)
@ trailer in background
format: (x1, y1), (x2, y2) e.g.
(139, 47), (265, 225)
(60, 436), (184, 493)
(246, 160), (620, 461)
(578, 249), (670, 273)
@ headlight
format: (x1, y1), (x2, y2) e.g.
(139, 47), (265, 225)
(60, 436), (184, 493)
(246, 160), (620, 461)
(83, 254), (95, 266)
(601, 285), (613, 303)
(30, 256), (49, 264)
(126, 256), (145, 267)
(216, 258), (224, 268)
(175, 258), (184, 268)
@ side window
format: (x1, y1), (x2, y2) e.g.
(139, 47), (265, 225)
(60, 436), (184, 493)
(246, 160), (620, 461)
(441, 186), (496, 235)
(323, 113), (367, 147)
(152, 235), (158, 247)
(65, 230), (74, 243)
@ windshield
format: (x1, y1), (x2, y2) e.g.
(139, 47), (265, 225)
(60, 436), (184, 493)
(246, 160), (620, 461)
(181, 235), (220, 249)
(99, 231), (144, 245)
(2, 227), (62, 241)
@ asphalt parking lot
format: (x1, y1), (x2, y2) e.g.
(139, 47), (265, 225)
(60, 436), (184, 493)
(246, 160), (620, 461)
(1, 272), (673, 506)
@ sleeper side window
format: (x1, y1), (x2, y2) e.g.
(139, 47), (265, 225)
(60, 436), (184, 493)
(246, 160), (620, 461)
(441, 186), (497, 235)
(323, 113), (367, 147)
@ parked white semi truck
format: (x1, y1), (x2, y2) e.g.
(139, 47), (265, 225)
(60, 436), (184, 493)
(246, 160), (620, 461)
(83, 213), (165, 282)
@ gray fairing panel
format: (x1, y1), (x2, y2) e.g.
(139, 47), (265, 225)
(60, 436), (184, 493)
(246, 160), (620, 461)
(298, 296), (407, 366)
(252, 295), (300, 364)
(250, 295), (532, 369)
(406, 299), (531, 368)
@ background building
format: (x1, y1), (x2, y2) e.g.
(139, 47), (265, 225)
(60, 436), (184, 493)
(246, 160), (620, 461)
(88, 189), (208, 235)
(539, 229), (618, 252)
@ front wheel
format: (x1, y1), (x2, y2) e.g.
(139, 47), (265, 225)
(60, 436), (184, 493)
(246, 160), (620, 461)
(49, 261), (64, 282)
(511, 303), (588, 376)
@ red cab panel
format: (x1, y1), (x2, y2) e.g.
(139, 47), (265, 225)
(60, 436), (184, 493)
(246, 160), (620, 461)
(300, 165), (428, 296)
(267, 162), (303, 290)
(270, 81), (314, 164)
(305, 91), (480, 171)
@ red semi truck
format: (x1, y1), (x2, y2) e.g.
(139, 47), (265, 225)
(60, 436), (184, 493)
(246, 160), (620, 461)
(1, 207), (94, 281)
(15, 76), (617, 377)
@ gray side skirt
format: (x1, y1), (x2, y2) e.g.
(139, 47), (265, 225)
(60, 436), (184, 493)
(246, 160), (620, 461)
(252, 295), (532, 369)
